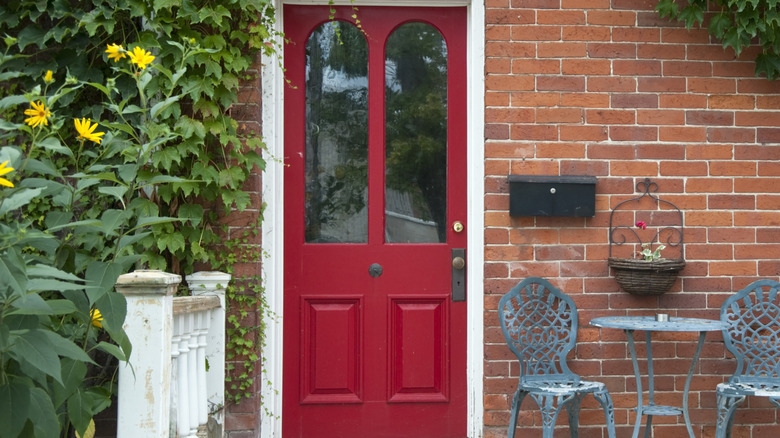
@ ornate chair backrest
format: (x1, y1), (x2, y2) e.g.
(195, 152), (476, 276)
(498, 277), (579, 383)
(721, 279), (780, 382)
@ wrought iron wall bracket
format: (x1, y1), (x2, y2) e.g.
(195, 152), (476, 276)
(608, 178), (684, 259)
(607, 179), (685, 296)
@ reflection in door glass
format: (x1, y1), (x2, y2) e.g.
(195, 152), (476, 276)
(305, 21), (369, 243)
(385, 22), (448, 243)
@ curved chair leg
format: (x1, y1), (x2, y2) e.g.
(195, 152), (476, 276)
(592, 387), (616, 438)
(715, 392), (745, 438)
(530, 393), (577, 438)
(507, 389), (528, 438)
(566, 393), (585, 437)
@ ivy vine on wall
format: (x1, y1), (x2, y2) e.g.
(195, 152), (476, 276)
(656, 0), (780, 79)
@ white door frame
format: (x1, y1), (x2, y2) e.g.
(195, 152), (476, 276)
(260, 1), (484, 436)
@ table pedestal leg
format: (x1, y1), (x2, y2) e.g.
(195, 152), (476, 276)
(626, 330), (643, 438)
(682, 332), (707, 438)
(626, 329), (707, 438)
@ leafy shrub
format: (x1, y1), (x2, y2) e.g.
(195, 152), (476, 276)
(0, 0), (276, 435)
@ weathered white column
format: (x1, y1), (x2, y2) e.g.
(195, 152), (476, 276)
(116, 270), (181, 438)
(176, 314), (193, 437)
(186, 271), (230, 436)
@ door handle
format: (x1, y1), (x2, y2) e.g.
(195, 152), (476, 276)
(451, 248), (466, 302)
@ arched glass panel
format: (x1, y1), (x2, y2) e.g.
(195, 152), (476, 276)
(305, 21), (369, 243)
(384, 22), (448, 243)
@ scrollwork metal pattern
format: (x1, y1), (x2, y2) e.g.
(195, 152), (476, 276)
(715, 279), (780, 438)
(501, 282), (575, 377)
(722, 280), (780, 379)
(608, 178), (684, 259)
(498, 277), (616, 438)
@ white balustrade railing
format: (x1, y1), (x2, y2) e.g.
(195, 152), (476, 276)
(116, 270), (229, 438)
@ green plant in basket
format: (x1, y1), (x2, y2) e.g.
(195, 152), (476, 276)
(635, 221), (666, 261)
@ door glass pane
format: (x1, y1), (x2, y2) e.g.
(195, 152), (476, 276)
(385, 22), (448, 243)
(305, 21), (369, 243)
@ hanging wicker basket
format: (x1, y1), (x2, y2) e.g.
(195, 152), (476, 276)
(608, 257), (686, 296)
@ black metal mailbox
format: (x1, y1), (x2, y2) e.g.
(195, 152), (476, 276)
(508, 175), (597, 217)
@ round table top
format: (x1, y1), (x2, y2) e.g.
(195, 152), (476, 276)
(590, 315), (725, 332)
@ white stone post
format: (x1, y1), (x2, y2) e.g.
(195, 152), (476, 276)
(116, 270), (181, 438)
(186, 271), (230, 435)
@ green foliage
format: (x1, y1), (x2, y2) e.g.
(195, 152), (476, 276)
(656, 0), (780, 79)
(0, 0), (279, 435)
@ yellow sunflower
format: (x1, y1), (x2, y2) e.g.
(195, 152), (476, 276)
(128, 46), (155, 70)
(74, 118), (105, 144)
(0, 160), (14, 188)
(105, 43), (126, 62)
(44, 70), (53, 83)
(90, 308), (103, 329)
(24, 101), (51, 128)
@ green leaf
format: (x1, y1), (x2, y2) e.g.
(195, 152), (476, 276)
(150, 95), (182, 119)
(102, 121), (136, 136)
(709, 12), (733, 39)
(0, 187), (44, 216)
(0, 95), (29, 110)
(151, 146), (182, 168)
(157, 231), (186, 253)
(47, 219), (102, 233)
(55, 358), (87, 408)
(756, 51), (780, 79)
(179, 203), (204, 226)
(0, 248), (27, 299)
(199, 5), (232, 26)
(67, 389), (92, 436)
(17, 24), (47, 49)
(10, 329), (63, 384)
(134, 216), (180, 229)
(95, 341), (128, 362)
(29, 386), (60, 438)
(8, 293), (58, 315)
(99, 209), (132, 236)
(95, 291), (127, 338)
(87, 81), (111, 97)
(38, 136), (74, 156)
(218, 166), (245, 189)
(41, 331), (94, 363)
(117, 231), (152, 252)
(175, 116), (206, 139)
(27, 264), (83, 282)
(0, 381), (31, 438)
(27, 278), (87, 292)
(678, 3), (704, 28)
(85, 261), (123, 304)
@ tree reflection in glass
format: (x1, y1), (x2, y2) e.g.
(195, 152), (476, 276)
(305, 21), (368, 243)
(385, 22), (448, 243)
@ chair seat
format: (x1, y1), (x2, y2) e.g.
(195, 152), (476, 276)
(717, 381), (780, 398)
(519, 379), (606, 396)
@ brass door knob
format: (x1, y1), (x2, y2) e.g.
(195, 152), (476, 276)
(452, 257), (465, 270)
(453, 221), (464, 233)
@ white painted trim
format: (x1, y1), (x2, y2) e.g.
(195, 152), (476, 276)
(260, 1), (485, 436)
(260, 1), (285, 435)
(465, 1), (485, 435)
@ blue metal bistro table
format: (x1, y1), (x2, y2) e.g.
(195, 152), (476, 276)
(590, 316), (725, 438)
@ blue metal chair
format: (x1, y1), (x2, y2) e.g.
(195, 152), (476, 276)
(716, 279), (780, 438)
(498, 277), (616, 438)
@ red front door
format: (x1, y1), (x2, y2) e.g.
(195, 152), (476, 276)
(283, 6), (467, 437)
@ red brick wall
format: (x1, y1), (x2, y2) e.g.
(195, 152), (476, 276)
(484, 1), (780, 437)
(224, 57), (265, 438)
